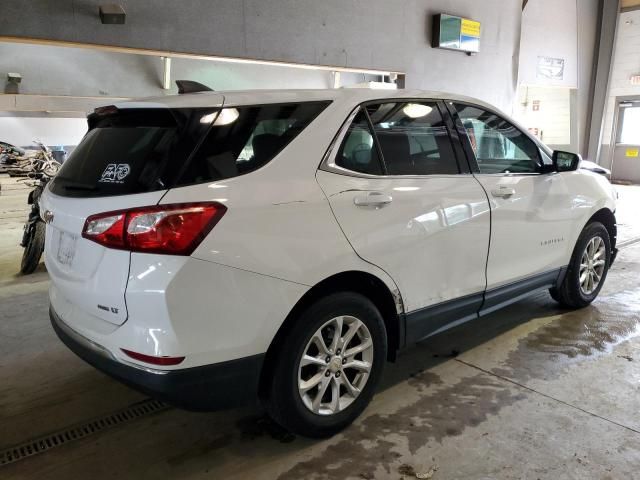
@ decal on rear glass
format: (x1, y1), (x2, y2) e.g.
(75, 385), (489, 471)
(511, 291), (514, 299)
(99, 163), (131, 183)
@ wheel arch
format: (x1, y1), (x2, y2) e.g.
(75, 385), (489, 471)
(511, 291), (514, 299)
(258, 270), (403, 398)
(586, 207), (617, 250)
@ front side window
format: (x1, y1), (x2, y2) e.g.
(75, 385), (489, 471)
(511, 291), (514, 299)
(453, 103), (542, 174)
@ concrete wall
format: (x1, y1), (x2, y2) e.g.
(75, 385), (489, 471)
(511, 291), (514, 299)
(0, 42), (372, 98)
(0, 115), (87, 146)
(517, 0), (601, 156)
(0, 0), (523, 112)
(515, 86), (571, 150)
(519, 0), (578, 88)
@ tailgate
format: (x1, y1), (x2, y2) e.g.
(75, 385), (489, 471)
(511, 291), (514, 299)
(42, 189), (167, 326)
(41, 97), (225, 327)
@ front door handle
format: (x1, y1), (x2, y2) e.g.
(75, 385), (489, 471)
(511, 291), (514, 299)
(491, 187), (516, 198)
(353, 191), (393, 207)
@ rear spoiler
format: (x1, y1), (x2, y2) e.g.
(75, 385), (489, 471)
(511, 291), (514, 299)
(175, 80), (214, 94)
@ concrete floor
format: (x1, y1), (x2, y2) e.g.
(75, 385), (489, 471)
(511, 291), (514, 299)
(1, 175), (640, 479)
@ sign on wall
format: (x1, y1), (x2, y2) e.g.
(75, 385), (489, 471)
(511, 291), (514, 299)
(432, 14), (481, 53)
(536, 56), (565, 81)
(518, 0), (577, 88)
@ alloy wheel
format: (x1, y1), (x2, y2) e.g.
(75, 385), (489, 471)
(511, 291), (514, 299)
(298, 315), (374, 416)
(579, 235), (606, 295)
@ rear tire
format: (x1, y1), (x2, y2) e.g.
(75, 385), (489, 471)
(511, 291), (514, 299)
(20, 222), (45, 274)
(550, 221), (611, 308)
(264, 292), (387, 438)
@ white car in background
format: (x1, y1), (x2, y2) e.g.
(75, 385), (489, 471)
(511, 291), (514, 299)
(41, 88), (617, 438)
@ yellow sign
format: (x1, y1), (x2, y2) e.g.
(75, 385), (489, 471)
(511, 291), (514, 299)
(626, 148), (639, 158)
(461, 19), (481, 38)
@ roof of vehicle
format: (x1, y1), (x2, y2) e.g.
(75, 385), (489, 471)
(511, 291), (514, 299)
(111, 88), (501, 114)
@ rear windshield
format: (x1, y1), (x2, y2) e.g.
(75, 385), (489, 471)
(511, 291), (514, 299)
(49, 101), (330, 197)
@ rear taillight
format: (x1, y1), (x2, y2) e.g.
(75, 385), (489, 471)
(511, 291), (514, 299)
(82, 202), (226, 255)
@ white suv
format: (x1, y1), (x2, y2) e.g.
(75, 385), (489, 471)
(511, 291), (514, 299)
(42, 89), (617, 438)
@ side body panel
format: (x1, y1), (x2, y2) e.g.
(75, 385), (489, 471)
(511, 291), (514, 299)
(446, 98), (617, 290)
(161, 100), (401, 295)
(475, 170), (616, 290)
(316, 170), (490, 313)
(473, 172), (576, 289)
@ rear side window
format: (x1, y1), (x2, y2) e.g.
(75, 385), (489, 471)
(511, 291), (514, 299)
(335, 110), (383, 175)
(50, 102), (329, 197)
(335, 101), (459, 176)
(367, 102), (459, 175)
(177, 102), (329, 186)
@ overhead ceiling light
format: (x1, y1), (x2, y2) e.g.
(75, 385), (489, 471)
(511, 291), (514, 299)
(200, 112), (217, 124)
(402, 104), (433, 118)
(213, 108), (239, 126)
(99, 4), (126, 24)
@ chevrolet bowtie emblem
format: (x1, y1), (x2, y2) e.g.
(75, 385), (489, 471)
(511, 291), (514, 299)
(43, 210), (54, 224)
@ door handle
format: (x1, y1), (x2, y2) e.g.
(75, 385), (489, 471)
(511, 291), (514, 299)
(491, 187), (516, 198)
(353, 191), (393, 207)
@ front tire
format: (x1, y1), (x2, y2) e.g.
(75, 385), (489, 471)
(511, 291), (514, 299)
(20, 221), (45, 274)
(265, 292), (387, 438)
(550, 221), (611, 308)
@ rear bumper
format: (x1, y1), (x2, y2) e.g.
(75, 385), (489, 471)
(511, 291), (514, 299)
(50, 306), (265, 411)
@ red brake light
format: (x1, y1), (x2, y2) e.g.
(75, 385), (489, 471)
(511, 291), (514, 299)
(82, 202), (226, 255)
(121, 349), (185, 366)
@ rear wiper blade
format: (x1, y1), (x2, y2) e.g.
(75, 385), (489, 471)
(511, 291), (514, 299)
(56, 177), (98, 191)
(54, 176), (99, 191)
(63, 183), (98, 191)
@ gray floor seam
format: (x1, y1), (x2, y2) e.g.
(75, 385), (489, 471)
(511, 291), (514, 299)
(454, 358), (640, 436)
(618, 236), (640, 249)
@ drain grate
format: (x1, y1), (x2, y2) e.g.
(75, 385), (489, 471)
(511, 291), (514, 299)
(0, 398), (169, 467)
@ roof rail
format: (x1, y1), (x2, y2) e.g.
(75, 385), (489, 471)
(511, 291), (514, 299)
(175, 80), (214, 94)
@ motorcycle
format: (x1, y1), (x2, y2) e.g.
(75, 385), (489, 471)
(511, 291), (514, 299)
(0, 141), (26, 177)
(5, 141), (57, 177)
(19, 144), (61, 274)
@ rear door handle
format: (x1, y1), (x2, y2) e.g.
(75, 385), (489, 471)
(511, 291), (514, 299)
(353, 191), (393, 207)
(491, 187), (516, 198)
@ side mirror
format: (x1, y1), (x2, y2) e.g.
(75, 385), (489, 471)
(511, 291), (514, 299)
(553, 151), (582, 172)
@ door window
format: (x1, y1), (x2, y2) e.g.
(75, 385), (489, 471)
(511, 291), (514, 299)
(618, 104), (640, 144)
(453, 103), (542, 174)
(368, 102), (459, 175)
(335, 101), (459, 176)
